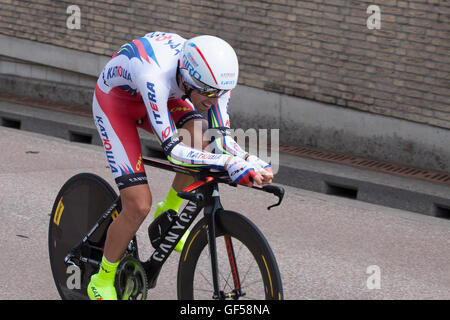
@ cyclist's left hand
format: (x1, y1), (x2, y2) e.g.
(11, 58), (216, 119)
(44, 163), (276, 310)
(246, 155), (273, 184)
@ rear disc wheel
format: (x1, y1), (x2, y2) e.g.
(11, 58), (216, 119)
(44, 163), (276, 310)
(48, 173), (124, 300)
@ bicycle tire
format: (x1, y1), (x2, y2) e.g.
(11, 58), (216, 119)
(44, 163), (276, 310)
(48, 173), (124, 300)
(177, 210), (283, 300)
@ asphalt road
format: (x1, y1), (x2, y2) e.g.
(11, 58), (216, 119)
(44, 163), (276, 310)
(0, 126), (449, 300)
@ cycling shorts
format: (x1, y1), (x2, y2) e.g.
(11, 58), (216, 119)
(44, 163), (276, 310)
(92, 85), (204, 190)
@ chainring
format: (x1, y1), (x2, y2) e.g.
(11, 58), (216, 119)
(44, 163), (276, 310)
(115, 255), (148, 300)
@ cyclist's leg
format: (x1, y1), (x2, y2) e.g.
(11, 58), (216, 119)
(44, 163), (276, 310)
(89, 86), (152, 300)
(103, 184), (151, 263)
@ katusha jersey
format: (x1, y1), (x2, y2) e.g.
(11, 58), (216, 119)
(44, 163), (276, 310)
(93, 32), (246, 188)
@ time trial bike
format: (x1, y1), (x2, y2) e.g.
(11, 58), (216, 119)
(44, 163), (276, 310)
(48, 154), (284, 300)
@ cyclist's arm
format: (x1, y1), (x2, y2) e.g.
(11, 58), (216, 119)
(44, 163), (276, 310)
(207, 91), (249, 159)
(207, 91), (273, 183)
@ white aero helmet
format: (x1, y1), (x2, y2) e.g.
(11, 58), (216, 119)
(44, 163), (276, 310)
(179, 35), (239, 97)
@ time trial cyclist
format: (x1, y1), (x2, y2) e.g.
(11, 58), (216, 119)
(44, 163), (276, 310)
(88, 32), (273, 300)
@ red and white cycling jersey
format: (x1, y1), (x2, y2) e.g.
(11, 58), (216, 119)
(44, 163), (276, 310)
(93, 32), (246, 189)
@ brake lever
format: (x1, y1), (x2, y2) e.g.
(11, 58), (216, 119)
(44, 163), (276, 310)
(251, 184), (285, 210)
(265, 185), (285, 210)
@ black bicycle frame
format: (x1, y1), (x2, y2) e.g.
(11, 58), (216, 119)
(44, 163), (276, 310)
(143, 178), (226, 296)
(201, 183), (224, 299)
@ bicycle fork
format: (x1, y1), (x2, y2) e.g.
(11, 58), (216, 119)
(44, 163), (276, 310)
(204, 184), (245, 300)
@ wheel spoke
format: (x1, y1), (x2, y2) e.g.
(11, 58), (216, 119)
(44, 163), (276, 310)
(240, 255), (257, 286)
(197, 270), (213, 288)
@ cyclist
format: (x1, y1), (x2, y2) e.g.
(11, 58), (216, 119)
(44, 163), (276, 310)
(88, 32), (273, 300)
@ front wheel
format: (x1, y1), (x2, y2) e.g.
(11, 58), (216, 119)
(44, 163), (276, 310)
(177, 210), (283, 300)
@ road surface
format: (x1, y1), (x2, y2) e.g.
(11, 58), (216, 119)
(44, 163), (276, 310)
(0, 126), (449, 299)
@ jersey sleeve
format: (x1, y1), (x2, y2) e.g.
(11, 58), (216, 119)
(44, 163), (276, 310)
(207, 91), (247, 159)
(135, 75), (176, 144)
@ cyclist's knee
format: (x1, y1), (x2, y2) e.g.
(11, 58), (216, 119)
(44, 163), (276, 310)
(120, 185), (152, 223)
(129, 200), (151, 222)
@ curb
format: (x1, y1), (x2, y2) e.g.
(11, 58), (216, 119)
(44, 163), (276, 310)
(277, 154), (450, 218)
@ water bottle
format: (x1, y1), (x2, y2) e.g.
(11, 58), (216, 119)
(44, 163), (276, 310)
(148, 209), (178, 249)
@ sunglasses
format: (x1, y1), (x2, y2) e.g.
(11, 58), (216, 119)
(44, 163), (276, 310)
(192, 86), (228, 98)
(180, 67), (229, 98)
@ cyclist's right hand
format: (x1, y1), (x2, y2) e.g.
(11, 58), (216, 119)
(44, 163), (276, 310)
(225, 156), (262, 186)
(246, 155), (273, 184)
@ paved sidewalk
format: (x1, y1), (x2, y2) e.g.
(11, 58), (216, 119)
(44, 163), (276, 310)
(1, 97), (449, 219)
